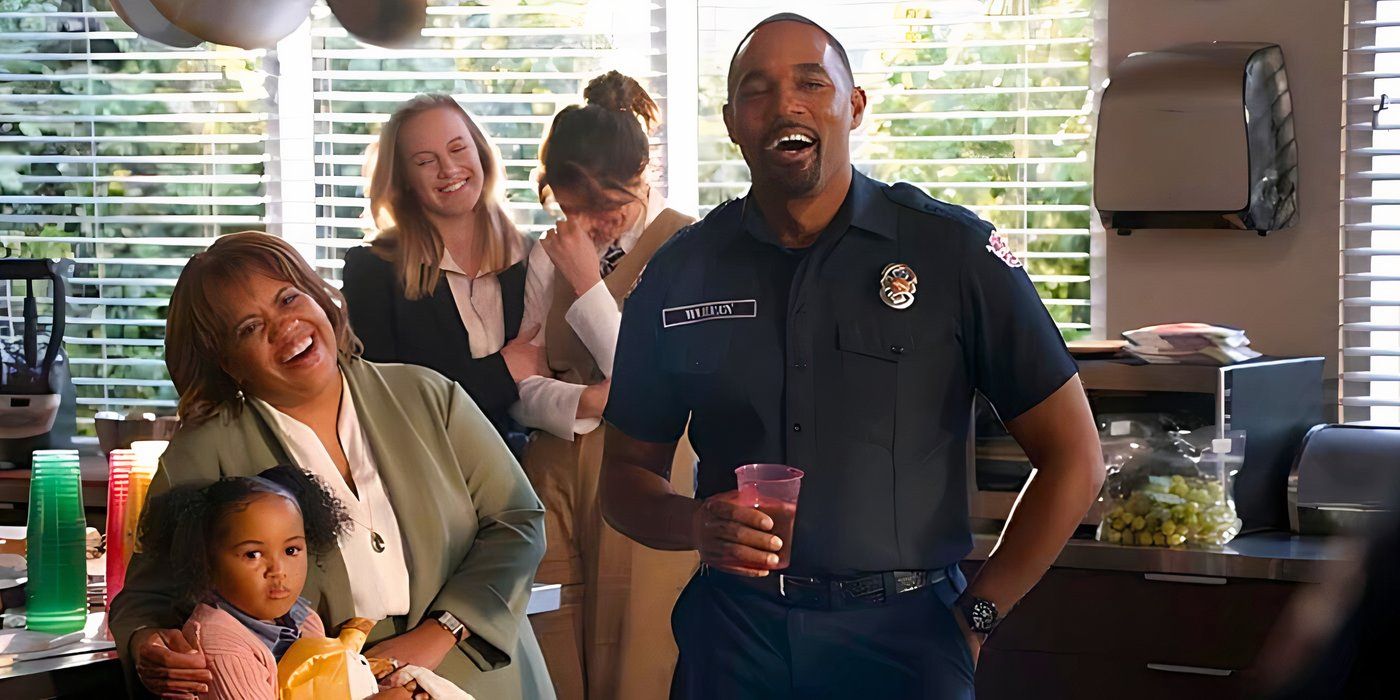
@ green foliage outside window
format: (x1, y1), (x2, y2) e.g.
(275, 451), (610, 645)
(1, 0), (264, 427)
(696, 0), (1095, 339)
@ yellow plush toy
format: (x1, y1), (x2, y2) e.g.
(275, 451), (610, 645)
(277, 618), (382, 700)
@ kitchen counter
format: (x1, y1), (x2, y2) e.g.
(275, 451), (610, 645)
(0, 583), (564, 696)
(967, 530), (1347, 583)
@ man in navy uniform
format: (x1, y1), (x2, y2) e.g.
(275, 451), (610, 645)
(601, 13), (1105, 699)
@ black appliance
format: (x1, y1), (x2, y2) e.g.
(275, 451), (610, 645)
(0, 258), (77, 469)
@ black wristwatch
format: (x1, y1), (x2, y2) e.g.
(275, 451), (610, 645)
(428, 610), (467, 642)
(956, 596), (1000, 636)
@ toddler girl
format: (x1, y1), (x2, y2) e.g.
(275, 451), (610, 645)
(138, 466), (413, 699)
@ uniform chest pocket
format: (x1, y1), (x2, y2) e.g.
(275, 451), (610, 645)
(662, 325), (733, 374)
(836, 319), (920, 362)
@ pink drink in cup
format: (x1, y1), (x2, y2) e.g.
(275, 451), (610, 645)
(734, 464), (803, 570)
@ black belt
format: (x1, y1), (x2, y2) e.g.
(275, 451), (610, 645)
(702, 565), (948, 609)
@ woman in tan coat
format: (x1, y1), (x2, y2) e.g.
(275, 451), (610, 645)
(109, 232), (553, 699)
(512, 72), (699, 700)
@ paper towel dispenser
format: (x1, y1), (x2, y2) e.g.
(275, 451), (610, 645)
(1094, 42), (1298, 236)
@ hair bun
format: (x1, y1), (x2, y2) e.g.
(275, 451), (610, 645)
(583, 70), (658, 130)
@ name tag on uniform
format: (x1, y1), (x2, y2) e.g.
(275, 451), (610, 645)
(662, 299), (757, 328)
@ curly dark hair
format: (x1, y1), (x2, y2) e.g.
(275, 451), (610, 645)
(136, 465), (351, 608)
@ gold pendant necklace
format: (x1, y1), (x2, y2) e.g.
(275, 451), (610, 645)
(338, 421), (388, 554)
(344, 503), (387, 553)
(345, 495), (386, 554)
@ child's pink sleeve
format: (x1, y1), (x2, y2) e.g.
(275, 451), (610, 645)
(203, 652), (278, 700)
(183, 614), (278, 700)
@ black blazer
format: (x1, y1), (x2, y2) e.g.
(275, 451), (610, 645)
(341, 245), (526, 440)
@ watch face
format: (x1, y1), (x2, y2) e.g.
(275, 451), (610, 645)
(970, 599), (997, 631)
(434, 612), (464, 638)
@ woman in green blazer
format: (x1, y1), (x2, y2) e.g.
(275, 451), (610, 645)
(109, 232), (553, 699)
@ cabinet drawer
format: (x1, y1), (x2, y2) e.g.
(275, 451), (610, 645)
(985, 567), (1299, 669)
(977, 649), (1249, 700)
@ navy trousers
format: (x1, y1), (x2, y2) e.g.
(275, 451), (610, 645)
(670, 567), (976, 699)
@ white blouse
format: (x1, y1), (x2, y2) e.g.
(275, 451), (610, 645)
(254, 375), (411, 619)
(439, 243), (530, 359)
(509, 187), (668, 441)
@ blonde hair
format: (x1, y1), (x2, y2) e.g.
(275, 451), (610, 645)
(165, 231), (362, 426)
(366, 94), (523, 300)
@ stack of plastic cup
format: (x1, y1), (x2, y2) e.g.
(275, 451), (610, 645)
(124, 440), (167, 561)
(26, 449), (88, 633)
(104, 449), (135, 610)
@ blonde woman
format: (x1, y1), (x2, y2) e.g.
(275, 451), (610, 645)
(342, 94), (544, 448)
(512, 71), (700, 700)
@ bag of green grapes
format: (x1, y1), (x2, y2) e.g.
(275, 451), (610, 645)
(1098, 428), (1246, 548)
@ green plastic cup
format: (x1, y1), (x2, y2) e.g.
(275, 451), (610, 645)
(26, 449), (88, 634)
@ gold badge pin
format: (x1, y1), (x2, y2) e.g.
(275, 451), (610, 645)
(879, 263), (918, 310)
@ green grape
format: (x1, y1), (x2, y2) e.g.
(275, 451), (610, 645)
(1128, 496), (1152, 516)
(1109, 470), (1240, 548)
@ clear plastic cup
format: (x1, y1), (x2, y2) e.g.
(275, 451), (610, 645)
(734, 464), (804, 569)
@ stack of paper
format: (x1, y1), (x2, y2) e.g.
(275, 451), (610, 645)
(1121, 323), (1262, 365)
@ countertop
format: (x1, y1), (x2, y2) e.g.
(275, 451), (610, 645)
(0, 582), (564, 686)
(966, 529), (1347, 583)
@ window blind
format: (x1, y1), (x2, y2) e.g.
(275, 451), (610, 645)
(1344, 0), (1400, 424)
(307, 0), (668, 275)
(694, 0), (1099, 337)
(0, 0), (269, 434)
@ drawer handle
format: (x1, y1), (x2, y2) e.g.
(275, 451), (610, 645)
(1147, 663), (1235, 678)
(1143, 573), (1228, 586)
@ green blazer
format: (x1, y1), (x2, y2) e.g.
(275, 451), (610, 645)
(109, 358), (555, 699)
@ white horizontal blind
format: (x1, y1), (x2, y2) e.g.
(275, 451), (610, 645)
(1344, 0), (1400, 425)
(695, 0), (1098, 337)
(309, 0), (667, 274)
(0, 0), (269, 432)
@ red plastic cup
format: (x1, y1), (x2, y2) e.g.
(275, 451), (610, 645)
(104, 449), (135, 610)
(734, 464), (804, 569)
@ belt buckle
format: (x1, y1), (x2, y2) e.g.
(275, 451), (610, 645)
(777, 573), (818, 598)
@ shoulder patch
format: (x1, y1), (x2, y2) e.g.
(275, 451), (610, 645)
(984, 230), (1024, 268)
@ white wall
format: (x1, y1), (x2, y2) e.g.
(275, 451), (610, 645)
(1103, 0), (1344, 378)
